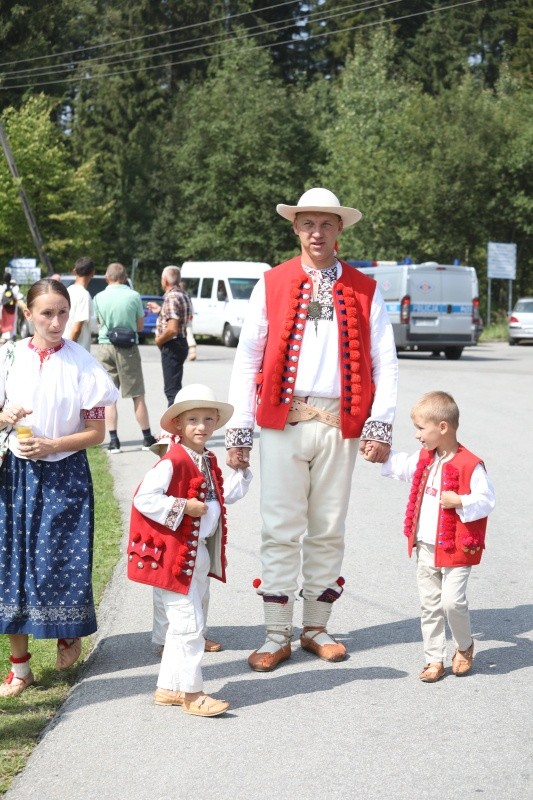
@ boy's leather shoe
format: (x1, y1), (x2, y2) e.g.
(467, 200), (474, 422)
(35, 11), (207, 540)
(154, 688), (184, 706)
(419, 663), (445, 682)
(452, 641), (474, 676)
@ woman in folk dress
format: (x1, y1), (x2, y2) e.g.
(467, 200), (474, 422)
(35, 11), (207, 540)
(0, 278), (118, 697)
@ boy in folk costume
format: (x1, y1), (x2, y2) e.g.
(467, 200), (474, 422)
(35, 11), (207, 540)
(149, 432), (224, 656)
(128, 384), (251, 717)
(380, 391), (495, 682)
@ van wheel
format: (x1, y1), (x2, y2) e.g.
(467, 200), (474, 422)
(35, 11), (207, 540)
(222, 324), (238, 348)
(444, 347), (463, 360)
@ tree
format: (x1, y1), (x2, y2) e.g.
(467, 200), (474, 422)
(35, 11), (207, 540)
(0, 94), (112, 269)
(164, 35), (316, 265)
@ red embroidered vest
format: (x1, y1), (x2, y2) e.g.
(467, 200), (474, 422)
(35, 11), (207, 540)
(127, 445), (227, 595)
(404, 445), (488, 567)
(255, 256), (376, 439)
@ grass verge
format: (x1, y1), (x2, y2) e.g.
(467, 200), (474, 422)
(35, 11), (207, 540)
(0, 446), (123, 794)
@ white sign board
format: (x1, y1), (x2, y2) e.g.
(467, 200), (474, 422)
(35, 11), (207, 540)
(487, 242), (516, 280)
(8, 257), (40, 285)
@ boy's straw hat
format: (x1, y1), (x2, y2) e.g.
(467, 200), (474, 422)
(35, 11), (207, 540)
(160, 384), (234, 435)
(276, 187), (362, 228)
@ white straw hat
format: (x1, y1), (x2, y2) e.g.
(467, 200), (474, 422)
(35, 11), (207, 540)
(276, 187), (362, 228)
(160, 384), (234, 435)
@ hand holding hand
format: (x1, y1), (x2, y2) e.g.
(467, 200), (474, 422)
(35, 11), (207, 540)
(226, 446), (251, 471)
(359, 440), (391, 463)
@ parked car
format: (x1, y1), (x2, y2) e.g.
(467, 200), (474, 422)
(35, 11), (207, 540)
(139, 295), (163, 342)
(508, 297), (533, 345)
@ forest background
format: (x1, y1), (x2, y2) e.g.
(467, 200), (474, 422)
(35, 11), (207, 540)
(0, 0), (531, 321)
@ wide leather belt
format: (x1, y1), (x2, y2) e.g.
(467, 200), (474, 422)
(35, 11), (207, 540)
(286, 397), (341, 428)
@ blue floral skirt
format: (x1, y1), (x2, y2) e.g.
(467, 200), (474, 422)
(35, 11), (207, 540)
(0, 450), (97, 638)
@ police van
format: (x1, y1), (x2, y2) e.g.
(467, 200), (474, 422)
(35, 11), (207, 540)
(351, 261), (481, 359)
(180, 261), (271, 346)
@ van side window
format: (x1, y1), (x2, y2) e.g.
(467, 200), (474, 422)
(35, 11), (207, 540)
(200, 278), (213, 299)
(183, 278), (200, 297)
(217, 280), (228, 301)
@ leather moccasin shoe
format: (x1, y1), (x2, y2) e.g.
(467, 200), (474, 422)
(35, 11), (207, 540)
(0, 670), (35, 698)
(183, 695), (229, 717)
(248, 643), (291, 672)
(154, 688), (185, 706)
(204, 638), (222, 653)
(452, 641), (474, 676)
(419, 662), (445, 683)
(300, 630), (347, 663)
(56, 638), (82, 671)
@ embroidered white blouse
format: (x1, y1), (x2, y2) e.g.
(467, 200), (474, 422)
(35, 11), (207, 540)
(0, 338), (119, 462)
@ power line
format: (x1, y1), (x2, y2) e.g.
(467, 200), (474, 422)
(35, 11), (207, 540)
(0, 0), (485, 92)
(0, 0), (302, 69)
(0, 0), (403, 83)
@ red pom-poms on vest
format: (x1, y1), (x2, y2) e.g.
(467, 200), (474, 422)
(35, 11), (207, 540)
(337, 577), (345, 587)
(132, 532), (141, 543)
(252, 578), (262, 589)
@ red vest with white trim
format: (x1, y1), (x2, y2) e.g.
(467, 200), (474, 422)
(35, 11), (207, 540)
(127, 445), (227, 595)
(255, 256), (376, 439)
(404, 445), (488, 567)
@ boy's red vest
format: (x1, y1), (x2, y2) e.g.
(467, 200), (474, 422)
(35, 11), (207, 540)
(255, 256), (376, 439)
(127, 445), (227, 595)
(404, 445), (488, 567)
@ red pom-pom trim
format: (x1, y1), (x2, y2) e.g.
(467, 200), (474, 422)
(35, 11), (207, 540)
(252, 578), (262, 588)
(337, 577), (345, 586)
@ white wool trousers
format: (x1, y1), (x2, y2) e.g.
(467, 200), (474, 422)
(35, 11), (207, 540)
(259, 397), (358, 601)
(156, 539), (210, 693)
(416, 542), (473, 663)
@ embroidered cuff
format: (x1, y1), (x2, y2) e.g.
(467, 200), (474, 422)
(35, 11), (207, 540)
(83, 406), (105, 420)
(165, 498), (186, 530)
(225, 428), (254, 449)
(361, 419), (393, 446)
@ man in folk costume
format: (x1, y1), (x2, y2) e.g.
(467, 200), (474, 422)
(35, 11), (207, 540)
(226, 187), (398, 671)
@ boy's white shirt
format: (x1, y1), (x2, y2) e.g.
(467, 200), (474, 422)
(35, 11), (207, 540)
(133, 452), (252, 538)
(382, 450), (495, 545)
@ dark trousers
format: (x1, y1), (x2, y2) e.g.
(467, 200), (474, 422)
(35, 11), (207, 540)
(161, 337), (189, 406)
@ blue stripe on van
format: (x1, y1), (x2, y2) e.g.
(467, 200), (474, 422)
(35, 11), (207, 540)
(410, 303), (473, 314)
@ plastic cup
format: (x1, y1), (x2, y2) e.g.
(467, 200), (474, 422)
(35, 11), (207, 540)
(15, 424), (33, 440)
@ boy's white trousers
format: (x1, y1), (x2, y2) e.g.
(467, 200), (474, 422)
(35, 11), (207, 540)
(156, 539), (210, 693)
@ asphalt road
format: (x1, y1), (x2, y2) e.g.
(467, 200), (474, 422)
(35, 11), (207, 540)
(6, 341), (532, 800)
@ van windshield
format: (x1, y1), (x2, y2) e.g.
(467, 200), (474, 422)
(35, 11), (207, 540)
(228, 278), (260, 300)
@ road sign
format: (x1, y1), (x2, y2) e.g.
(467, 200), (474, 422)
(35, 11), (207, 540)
(487, 242), (516, 279)
(8, 258), (40, 285)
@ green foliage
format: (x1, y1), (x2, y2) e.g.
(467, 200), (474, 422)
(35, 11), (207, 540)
(167, 35), (315, 265)
(0, 95), (113, 270)
(0, 4), (530, 303)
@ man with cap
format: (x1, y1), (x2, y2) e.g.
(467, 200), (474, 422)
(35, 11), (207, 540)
(226, 187), (398, 671)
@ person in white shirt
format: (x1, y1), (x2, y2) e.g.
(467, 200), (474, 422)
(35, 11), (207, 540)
(381, 390), (495, 682)
(225, 187), (398, 672)
(63, 256), (95, 352)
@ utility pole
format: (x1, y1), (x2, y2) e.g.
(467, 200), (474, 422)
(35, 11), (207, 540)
(0, 121), (53, 274)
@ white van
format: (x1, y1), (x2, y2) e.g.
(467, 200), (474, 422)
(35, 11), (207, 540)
(354, 261), (481, 359)
(180, 261), (271, 346)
